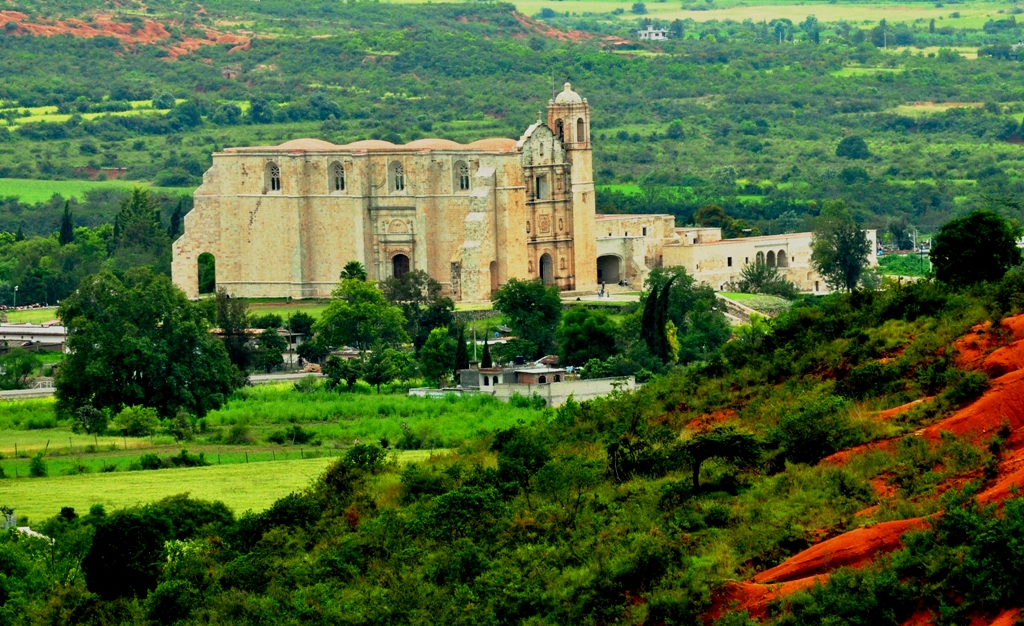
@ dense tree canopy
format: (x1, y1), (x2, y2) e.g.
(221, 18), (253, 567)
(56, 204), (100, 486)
(314, 279), (409, 350)
(55, 268), (242, 418)
(492, 278), (563, 358)
(930, 209), (1022, 287)
(556, 305), (619, 366)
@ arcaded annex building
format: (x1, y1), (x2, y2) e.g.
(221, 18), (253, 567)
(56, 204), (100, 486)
(172, 83), (872, 301)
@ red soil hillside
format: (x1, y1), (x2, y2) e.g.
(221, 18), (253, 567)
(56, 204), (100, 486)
(987, 608), (1021, 626)
(954, 315), (1024, 371)
(512, 11), (590, 42)
(919, 369), (1024, 442)
(708, 577), (825, 621)
(0, 11), (250, 59)
(752, 518), (931, 584)
(877, 397), (935, 421)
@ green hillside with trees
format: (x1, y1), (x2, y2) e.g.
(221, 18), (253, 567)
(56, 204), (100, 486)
(3, 1), (1024, 624)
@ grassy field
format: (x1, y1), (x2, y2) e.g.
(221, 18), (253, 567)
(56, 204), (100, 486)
(0, 178), (193, 203)
(0, 385), (547, 521)
(831, 67), (905, 78)
(4, 307), (61, 323)
(246, 299), (332, 320)
(499, 0), (1015, 26)
(720, 291), (792, 314)
(2, 450), (442, 523)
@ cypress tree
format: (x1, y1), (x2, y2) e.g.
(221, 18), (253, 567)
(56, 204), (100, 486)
(481, 336), (493, 368)
(59, 201), (74, 246)
(455, 326), (469, 371)
(640, 284), (660, 356)
(168, 199), (183, 238)
(14, 225), (24, 242)
(653, 276), (677, 362)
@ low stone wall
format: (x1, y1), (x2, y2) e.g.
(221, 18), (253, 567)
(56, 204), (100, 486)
(410, 376), (635, 406)
(492, 376), (635, 407)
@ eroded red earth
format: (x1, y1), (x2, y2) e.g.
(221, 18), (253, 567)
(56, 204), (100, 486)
(0, 10), (250, 58)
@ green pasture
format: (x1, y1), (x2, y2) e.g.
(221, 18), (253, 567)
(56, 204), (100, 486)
(831, 67), (905, 78)
(4, 308), (61, 323)
(205, 384), (543, 447)
(891, 102), (984, 117)
(0, 178), (193, 204)
(880, 46), (979, 59)
(0, 383), (548, 521)
(720, 292), (792, 313)
(2, 450), (441, 522)
(492, 0), (1015, 26)
(246, 299), (332, 320)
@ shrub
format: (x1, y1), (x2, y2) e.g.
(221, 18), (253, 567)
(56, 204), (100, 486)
(772, 394), (856, 464)
(508, 392), (547, 409)
(114, 406), (159, 437)
(267, 424), (319, 445)
(29, 454), (48, 477)
(835, 135), (871, 159)
(223, 422), (255, 445)
(139, 453), (163, 470)
(250, 313), (283, 329)
(941, 370), (989, 406)
(73, 406), (108, 435)
(146, 580), (200, 625)
(167, 449), (210, 468)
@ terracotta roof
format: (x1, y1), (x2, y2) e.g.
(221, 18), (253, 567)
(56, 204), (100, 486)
(223, 137), (519, 154)
(339, 139), (398, 151)
(277, 138), (338, 150)
(404, 138), (464, 150)
(466, 138), (518, 152)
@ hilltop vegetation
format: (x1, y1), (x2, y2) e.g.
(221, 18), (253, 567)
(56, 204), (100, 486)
(4, 263), (1024, 624)
(2, 1), (1024, 243)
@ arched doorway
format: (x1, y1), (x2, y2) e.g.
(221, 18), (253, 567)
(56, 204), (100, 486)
(596, 255), (621, 284)
(777, 249), (789, 268)
(766, 251), (776, 267)
(198, 252), (216, 294)
(489, 261), (498, 294)
(539, 253), (554, 286)
(392, 254), (410, 279)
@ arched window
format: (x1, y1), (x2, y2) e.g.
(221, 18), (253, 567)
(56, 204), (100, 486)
(766, 251), (776, 268)
(538, 375), (547, 384)
(554, 374), (561, 382)
(330, 162), (345, 192)
(756, 251), (765, 264)
(390, 162), (405, 192)
(455, 161), (470, 191)
(555, 119), (564, 141)
(482, 376), (490, 387)
(577, 117), (586, 143)
(266, 162), (281, 192)
(777, 249), (789, 268)
(197, 252), (215, 294)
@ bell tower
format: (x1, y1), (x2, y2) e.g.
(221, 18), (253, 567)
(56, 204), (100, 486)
(547, 82), (597, 293)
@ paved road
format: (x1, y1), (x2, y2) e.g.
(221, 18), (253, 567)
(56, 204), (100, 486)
(248, 372), (324, 384)
(0, 372), (323, 400)
(0, 387), (54, 399)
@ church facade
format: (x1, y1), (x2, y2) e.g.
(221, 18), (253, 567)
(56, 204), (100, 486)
(172, 83), (868, 301)
(172, 83), (598, 302)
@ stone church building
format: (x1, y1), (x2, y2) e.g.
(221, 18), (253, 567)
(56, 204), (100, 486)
(172, 83), (598, 302)
(172, 83), (869, 301)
